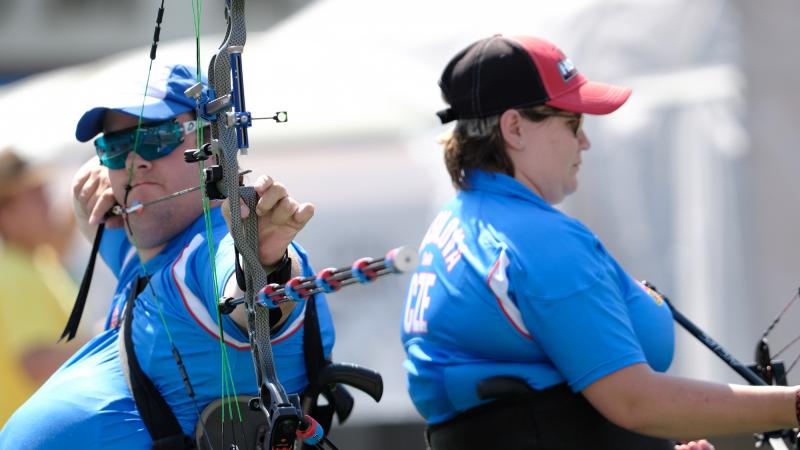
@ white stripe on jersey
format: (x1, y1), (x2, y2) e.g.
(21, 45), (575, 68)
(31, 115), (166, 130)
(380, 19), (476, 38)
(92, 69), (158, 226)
(172, 235), (250, 349)
(487, 249), (532, 339)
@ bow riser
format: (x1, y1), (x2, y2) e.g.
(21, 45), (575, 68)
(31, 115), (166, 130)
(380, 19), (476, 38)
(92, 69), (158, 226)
(205, 1), (298, 447)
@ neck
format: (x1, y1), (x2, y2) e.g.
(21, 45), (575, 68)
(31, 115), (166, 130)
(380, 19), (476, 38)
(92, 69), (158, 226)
(513, 171), (548, 203)
(136, 243), (166, 263)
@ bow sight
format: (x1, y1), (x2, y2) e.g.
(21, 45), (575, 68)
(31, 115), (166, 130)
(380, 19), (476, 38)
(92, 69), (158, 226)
(182, 58), (287, 201)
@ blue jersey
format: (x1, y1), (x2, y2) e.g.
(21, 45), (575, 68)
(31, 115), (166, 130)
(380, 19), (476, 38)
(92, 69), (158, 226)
(400, 170), (674, 425)
(0, 208), (334, 449)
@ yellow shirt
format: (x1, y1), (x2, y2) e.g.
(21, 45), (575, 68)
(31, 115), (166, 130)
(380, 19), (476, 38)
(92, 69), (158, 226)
(0, 244), (75, 426)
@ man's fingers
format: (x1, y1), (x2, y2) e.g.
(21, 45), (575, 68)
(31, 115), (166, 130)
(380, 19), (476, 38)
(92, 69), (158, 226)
(269, 196), (299, 226)
(675, 441), (714, 450)
(697, 440), (714, 450)
(80, 173), (101, 201)
(74, 173), (99, 207)
(220, 198), (252, 223)
(240, 199), (251, 219)
(294, 202), (314, 226)
(221, 199), (231, 224)
(88, 190), (116, 225)
(74, 159), (113, 226)
(72, 170), (92, 199)
(255, 182), (288, 216)
(253, 175), (275, 196)
(258, 196), (314, 228)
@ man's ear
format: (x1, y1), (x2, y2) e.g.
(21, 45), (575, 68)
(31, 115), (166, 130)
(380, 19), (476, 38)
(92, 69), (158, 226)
(499, 109), (524, 152)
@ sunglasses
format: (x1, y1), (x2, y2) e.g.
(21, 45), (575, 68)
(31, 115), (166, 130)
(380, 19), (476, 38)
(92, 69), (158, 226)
(519, 108), (584, 137)
(94, 119), (203, 170)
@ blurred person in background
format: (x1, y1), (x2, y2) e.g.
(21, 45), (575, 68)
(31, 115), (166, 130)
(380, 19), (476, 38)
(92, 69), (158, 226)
(0, 148), (79, 426)
(401, 34), (797, 450)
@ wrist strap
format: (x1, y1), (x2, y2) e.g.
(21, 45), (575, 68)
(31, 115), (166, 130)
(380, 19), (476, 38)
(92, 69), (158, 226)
(266, 250), (292, 285)
(266, 250), (292, 330)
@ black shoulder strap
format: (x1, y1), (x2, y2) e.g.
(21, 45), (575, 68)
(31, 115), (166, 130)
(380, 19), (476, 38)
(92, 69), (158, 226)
(60, 223), (105, 342)
(301, 294), (344, 435)
(302, 295), (326, 384)
(123, 276), (196, 450)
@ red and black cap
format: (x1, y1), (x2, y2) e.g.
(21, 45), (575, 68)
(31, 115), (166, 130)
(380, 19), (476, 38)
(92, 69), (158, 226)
(437, 35), (632, 123)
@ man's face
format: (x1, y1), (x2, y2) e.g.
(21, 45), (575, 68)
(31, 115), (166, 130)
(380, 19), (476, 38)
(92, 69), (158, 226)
(102, 110), (205, 250)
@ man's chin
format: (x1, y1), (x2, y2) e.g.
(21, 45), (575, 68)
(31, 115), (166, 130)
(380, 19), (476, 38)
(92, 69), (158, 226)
(122, 203), (204, 250)
(123, 212), (174, 248)
(123, 226), (170, 251)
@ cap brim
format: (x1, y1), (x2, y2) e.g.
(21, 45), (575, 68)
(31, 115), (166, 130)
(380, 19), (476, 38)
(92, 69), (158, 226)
(546, 80), (632, 115)
(75, 95), (195, 142)
(75, 107), (109, 142)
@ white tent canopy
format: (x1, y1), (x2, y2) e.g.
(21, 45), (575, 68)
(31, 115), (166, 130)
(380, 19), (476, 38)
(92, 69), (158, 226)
(1, 0), (657, 161)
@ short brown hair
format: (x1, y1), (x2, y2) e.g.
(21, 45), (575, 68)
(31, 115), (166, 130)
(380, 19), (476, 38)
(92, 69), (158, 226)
(442, 105), (565, 190)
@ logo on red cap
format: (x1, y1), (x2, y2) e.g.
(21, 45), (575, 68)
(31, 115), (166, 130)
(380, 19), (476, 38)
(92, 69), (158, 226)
(557, 58), (578, 82)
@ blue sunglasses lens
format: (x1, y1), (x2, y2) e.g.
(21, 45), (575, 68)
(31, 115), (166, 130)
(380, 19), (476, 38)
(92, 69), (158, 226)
(94, 120), (186, 169)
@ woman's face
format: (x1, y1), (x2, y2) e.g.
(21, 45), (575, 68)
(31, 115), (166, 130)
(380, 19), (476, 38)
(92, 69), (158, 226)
(506, 110), (590, 205)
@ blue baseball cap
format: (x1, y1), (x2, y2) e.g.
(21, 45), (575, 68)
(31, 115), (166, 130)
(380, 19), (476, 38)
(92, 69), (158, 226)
(75, 64), (208, 142)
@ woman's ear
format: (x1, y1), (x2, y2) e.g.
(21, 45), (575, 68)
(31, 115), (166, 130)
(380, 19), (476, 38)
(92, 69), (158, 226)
(499, 109), (524, 152)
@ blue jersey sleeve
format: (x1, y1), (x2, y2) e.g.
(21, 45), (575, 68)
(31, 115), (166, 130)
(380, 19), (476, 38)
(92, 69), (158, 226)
(507, 223), (648, 392)
(514, 271), (647, 392)
(98, 226), (133, 277)
(179, 232), (335, 355)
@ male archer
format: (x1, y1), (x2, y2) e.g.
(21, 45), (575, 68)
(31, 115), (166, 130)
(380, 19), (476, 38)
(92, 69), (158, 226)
(0, 64), (335, 449)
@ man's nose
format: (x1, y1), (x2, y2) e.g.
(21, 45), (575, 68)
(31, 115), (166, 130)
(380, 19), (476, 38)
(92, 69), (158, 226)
(126, 150), (152, 170)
